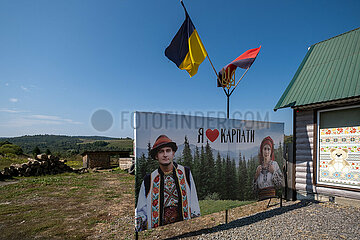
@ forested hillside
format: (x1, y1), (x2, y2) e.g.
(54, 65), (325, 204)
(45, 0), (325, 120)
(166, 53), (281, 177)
(0, 135), (133, 157)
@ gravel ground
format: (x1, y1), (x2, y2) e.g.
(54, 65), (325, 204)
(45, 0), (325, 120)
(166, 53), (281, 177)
(167, 200), (360, 240)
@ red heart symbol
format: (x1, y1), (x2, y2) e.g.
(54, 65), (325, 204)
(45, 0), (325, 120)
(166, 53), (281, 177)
(206, 129), (219, 142)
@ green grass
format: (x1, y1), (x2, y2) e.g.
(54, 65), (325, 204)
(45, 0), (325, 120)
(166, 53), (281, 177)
(0, 170), (135, 239)
(106, 139), (133, 149)
(0, 154), (83, 170)
(66, 160), (83, 168)
(77, 139), (133, 150)
(0, 153), (121, 171)
(199, 200), (255, 215)
(0, 169), (255, 239)
(0, 155), (29, 170)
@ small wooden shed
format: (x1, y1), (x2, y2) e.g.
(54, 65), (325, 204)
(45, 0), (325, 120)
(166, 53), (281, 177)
(275, 28), (360, 201)
(81, 150), (131, 169)
(119, 155), (134, 170)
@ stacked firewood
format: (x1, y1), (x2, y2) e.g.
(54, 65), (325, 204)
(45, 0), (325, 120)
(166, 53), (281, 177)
(0, 154), (76, 180)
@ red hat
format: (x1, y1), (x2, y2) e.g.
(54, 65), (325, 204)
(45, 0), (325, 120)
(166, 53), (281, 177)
(150, 135), (177, 159)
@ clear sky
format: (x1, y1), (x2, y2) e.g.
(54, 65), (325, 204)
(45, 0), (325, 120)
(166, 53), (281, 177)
(1, 0), (359, 138)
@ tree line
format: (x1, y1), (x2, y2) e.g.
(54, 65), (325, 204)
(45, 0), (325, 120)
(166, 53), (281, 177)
(135, 136), (284, 202)
(1, 135), (132, 157)
(0, 141), (23, 156)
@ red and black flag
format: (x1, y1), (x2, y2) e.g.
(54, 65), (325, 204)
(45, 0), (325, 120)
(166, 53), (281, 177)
(217, 46), (261, 87)
(165, 2), (207, 77)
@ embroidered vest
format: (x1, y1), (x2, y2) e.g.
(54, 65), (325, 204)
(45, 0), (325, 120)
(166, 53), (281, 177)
(146, 164), (191, 229)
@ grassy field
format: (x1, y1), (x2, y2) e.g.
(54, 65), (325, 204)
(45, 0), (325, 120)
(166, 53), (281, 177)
(0, 154), (117, 170)
(65, 155), (84, 169)
(0, 155), (29, 170)
(200, 200), (254, 215)
(0, 169), (134, 240)
(0, 170), (258, 239)
(0, 155), (84, 170)
(77, 139), (133, 150)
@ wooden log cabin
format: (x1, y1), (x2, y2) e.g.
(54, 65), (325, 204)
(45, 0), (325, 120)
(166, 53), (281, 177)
(275, 28), (360, 202)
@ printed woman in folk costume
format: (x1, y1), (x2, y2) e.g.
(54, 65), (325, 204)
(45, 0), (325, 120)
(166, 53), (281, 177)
(135, 135), (200, 232)
(254, 136), (284, 200)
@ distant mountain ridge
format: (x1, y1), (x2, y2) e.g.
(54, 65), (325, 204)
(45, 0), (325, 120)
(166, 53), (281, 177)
(0, 134), (124, 141)
(0, 134), (133, 157)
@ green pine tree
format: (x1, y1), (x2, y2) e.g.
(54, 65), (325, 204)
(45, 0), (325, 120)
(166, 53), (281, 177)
(182, 136), (193, 168)
(197, 146), (207, 200)
(45, 148), (51, 155)
(135, 153), (147, 205)
(274, 141), (284, 170)
(230, 159), (238, 200)
(146, 142), (158, 173)
(192, 146), (200, 186)
(215, 152), (223, 197)
(32, 146), (41, 158)
(204, 141), (215, 198)
(223, 155), (233, 200)
(220, 157), (226, 199)
(238, 155), (248, 201)
(274, 141), (285, 197)
(246, 156), (258, 200)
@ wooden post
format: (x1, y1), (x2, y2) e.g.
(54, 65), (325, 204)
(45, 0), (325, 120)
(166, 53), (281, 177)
(225, 209), (228, 224)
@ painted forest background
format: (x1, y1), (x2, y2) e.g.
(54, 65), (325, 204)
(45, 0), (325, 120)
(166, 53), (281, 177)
(135, 136), (284, 203)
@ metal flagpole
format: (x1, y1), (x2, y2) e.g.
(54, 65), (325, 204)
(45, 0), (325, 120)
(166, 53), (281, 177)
(226, 67), (250, 118)
(207, 55), (219, 78)
(180, 0), (255, 225)
(229, 67), (250, 96)
(181, 0), (231, 224)
(227, 89), (230, 118)
(181, 0), (227, 99)
(208, 56), (229, 99)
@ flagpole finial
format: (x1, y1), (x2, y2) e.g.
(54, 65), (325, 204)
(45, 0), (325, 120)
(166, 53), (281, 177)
(180, 0), (189, 17)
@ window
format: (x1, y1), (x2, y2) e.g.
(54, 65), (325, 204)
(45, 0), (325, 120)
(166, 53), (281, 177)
(317, 105), (360, 189)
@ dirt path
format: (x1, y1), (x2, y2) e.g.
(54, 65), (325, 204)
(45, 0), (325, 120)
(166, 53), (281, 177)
(0, 179), (19, 187)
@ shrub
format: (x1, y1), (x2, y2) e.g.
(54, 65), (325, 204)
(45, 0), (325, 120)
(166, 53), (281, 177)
(32, 146), (41, 157)
(0, 144), (23, 155)
(204, 192), (220, 201)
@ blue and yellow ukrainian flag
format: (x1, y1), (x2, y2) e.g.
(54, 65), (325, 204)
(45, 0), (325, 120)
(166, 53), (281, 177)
(165, 7), (207, 77)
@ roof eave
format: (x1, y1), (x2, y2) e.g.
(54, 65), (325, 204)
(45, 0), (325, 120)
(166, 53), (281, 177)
(276, 96), (360, 111)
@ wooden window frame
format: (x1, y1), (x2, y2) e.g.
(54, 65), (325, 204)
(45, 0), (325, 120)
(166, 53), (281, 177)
(314, 104), (360, 192)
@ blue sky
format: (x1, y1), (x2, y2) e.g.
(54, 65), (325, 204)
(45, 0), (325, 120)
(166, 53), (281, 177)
(1, 0), (359, 138)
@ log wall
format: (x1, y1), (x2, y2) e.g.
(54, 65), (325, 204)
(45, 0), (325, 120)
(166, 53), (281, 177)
(295, 110), (360, 200)
(83, 153), (111, 169)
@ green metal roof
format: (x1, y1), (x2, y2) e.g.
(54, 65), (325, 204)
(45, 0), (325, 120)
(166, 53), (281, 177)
(275, 27), (360, 110)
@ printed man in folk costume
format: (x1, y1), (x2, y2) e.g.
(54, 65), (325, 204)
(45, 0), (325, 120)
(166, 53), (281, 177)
(135, 135), (200, 231)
